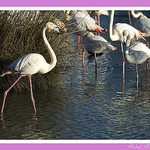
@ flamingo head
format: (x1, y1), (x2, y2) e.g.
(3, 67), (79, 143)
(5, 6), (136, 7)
(46, 22), (60, 33)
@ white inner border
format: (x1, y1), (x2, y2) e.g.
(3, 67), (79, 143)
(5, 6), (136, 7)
(0, 6), (150, 144)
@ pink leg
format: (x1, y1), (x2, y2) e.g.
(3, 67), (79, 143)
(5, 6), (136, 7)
(29, 76), (36, 114)
(1, 75), (23, 115)
(94, 53), (98, 73)
(80, 36), (83, 44)
(82, 46), (85, 67)
(128, 11), (132, 25)
(146, 37), (149, 48)
(94, 16), (98, 35)
(78, 36), (81, 44)
(98, 15), (100, 35)
(121, 43), (125, 91)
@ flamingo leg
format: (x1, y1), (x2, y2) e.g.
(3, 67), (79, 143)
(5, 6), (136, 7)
(78, 36), (81, 44)
(80, 36), (83, 44)
(145, 37), (149, 71)
(98, 15), (100, 35)
(94, 53), (98, 73)
(1, 75), (23, 115)
(136, 64), (139, 90)
(82, 46), (85, 67)
(121, 43), (125, 90)
(146, 37), (149, 48)
(128, 11), (132, 25)
(29, 76), (37, 114)
(94, 15), (98, 35)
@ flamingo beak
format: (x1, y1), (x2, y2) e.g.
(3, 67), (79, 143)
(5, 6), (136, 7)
(53, 25), (60, 33)
(113, 47), (117, 50)
(141, 36), (146, 41)
(1, 74), (4, 77)
(60, 22), (65, 29)
(140, 32), (147, 41)
(107, 10), (109, 16)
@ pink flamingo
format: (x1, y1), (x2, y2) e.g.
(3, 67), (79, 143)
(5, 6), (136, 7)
(129, 10), (150, 47)
(67, 10), (107, 44)
(83, 32), (117, 72)
(0, 22), (59, 115)
(109, 10), (146, 84)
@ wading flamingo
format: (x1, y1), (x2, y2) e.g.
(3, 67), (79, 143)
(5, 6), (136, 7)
(109, 10), (146, 83)
(0, 22), (59, 116)
(83, 32), (117, 72)
(125, 40), (150, 89)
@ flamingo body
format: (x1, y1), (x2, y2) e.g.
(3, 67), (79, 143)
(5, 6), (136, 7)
(67, 10), (106, 36)
(0, 22), (59, 115)
(112, 23), (144, 42)
(109, 10), (146, 43)
(125, 41), (150, 64)
(84, 34), (116, 54)
(134, 18), (150, 37)
(83, 32), (116, 72)
(125, 41), (150, 89)
(130, 10), (150, 37)
(2, 53), (53, 76)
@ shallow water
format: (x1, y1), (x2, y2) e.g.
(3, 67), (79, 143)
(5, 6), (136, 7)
(1, 10), (150, 139)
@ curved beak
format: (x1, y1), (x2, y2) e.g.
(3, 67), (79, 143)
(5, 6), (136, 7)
(53, 25), (60, 33)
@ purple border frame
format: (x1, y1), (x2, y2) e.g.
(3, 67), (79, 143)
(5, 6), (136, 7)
(0, 143), (150, 150)
(0, 0), (150, 6)
(0, 0), (150, 149)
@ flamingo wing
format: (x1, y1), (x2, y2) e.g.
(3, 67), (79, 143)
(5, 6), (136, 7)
(134, 18), (150, 37)
(4, 53), (47, 76)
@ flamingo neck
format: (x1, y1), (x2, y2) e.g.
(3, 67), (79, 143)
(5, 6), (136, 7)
(42, 26), (57, 71)
(109, 10), (118, 41)
(130, 10), (147, 19)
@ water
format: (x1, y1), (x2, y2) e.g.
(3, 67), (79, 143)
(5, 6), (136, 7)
(1, 10), (150, 139)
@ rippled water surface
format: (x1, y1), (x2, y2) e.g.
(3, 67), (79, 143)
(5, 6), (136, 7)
(1, 10), (150, 139)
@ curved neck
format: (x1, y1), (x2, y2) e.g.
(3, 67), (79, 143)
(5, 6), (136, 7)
(42, 26), (57, 70)
(109, 10), (118, 41)
(130, 10), (146, 19)
(123, 30), (131, 47)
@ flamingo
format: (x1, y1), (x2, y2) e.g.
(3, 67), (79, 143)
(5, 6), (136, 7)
(0, 22), (59, 115)
(67, 10), (107, 43)
(109, 10), (146, 83)
(129, 10), (150, 47)
(83, 32), (117, 72)
(125, 40), (150, 89)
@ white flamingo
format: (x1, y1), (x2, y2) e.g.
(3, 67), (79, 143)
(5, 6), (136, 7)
(109, 10), (146, 82)
(83, 32), (117, 72)
(125, 40), (150, 89)
(129, 10), (150, 47)
(67, 10), (107, 41)
(0, 22), (59, 115)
